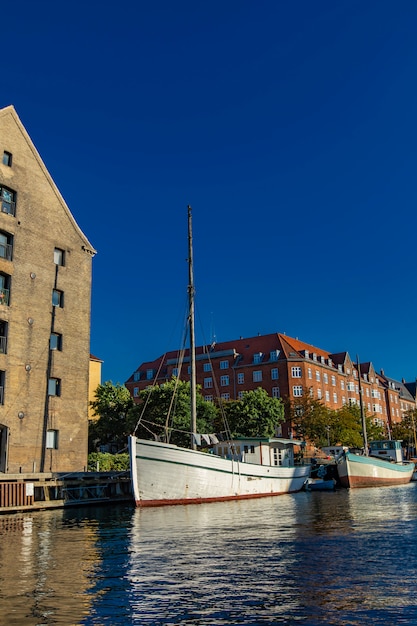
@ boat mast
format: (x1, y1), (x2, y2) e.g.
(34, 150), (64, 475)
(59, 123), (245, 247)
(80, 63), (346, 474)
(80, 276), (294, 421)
(357, 356), (368, 456)
(188, 206), (197, 449)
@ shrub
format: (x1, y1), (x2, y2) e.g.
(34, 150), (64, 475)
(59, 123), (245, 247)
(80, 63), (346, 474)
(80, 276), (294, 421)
(87, 452), (130, 472)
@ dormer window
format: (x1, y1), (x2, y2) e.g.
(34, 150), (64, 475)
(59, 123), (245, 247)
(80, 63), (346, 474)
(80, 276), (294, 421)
(313, 353), (317, 361)
(253, 353), (262, 364)
(270, 350), (280, 362)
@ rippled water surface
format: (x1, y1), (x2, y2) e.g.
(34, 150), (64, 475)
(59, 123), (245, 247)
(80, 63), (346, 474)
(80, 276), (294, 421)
(1, 484), (417, 625)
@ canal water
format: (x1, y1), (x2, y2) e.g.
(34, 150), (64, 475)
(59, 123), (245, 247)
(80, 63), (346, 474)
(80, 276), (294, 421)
(1, 484), (417, 625)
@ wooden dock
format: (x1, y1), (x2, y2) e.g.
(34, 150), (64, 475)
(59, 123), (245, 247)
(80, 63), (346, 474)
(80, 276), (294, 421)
(0, 471), (132, 514)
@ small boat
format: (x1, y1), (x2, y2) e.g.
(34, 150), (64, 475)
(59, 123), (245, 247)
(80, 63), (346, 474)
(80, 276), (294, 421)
(304, 461), (336, 491)
(304, 477), (336, 491)
(128, 207), (310, 507)
(336, 358), (414, 488)
(337, 440), (414, 488)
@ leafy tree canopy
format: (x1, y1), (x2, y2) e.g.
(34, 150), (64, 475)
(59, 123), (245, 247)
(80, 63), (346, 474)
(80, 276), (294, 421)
(136, 378), (218, 447)
(88, 381), (136, 452)
(223, 388), (284, 438)
(287, 391), (384, 448)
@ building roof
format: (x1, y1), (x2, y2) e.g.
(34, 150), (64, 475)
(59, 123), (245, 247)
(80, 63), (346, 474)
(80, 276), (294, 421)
(0, 105), (96, 255)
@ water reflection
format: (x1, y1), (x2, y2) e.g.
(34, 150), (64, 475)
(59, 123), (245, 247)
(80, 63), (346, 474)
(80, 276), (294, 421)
(0, 487), (416, 625)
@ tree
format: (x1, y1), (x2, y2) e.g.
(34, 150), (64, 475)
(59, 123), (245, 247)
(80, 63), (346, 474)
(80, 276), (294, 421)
(222, 388), (285, 438)
(88, 381), (136, 452)
(391, 409), (417, 456)
(135, 378), (218, 448)
(286, 392), (332, 446)
(287, 392), (385, 449)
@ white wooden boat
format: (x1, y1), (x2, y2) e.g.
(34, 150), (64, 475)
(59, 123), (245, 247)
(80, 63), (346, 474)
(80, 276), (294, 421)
(128, 206), (310, 507)
(337, 440), (414, 488)
(129, 436), (311, 507)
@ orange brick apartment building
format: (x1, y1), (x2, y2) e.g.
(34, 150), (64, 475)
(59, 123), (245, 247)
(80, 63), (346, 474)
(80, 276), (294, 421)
(125, 332), (416, 434)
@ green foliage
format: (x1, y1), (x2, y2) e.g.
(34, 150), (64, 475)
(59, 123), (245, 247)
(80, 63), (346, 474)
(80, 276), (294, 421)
(88, 381), (136, 452)
(392, 409), (417, 448)
(136, 378), (218, 447)
(288, 391), (384, 448)
(223, 388), (284, 438)
(87, 452), (130, 472)
(287, 393), (331, 446)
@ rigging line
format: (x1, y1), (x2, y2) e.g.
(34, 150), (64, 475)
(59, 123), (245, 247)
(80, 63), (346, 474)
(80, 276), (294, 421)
(195, 304), (235, 445)
(139, 417), (229, 438)
(132, 352), (168, 435)
(164, 296), (189, 441)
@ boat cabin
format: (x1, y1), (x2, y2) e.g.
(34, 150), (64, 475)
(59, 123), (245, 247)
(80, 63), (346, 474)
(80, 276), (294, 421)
(369, 440), (404, 463)
(213, 437), (305, 467)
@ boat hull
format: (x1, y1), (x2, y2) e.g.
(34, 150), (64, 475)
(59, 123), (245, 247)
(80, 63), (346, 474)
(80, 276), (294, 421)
(128, 436), (311, 507)
(337, 452), (414, 488)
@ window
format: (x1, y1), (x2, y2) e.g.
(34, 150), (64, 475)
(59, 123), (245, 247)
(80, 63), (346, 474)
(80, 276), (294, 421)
(271, 368), (279, 380)
(291, 366), (302, 378)
(52, 289), (64, 308)
(331, 375), (336, 386)
(205, 395), (213, 402)
(323, 373), (328, 384)
(54, 248), (65, 266)
(48, 377), (61, 396)
(2, 151), (12, 166)
(133, 371), (140, 381)
(172, 368), (178, 377)
(204, 378), (213, 389)
(133, 387), (139, 397)
(308, 367), (312, 379)
(0, 321), (7, 354)
(237, 372), (244, 384)
(293, 385), (303, 397)
(272, 386), (280, 398)
(253, 353), (262, 364)
(220, 360), (229, 370)
(0, 231), (13, 261)
(0, 186), (16, 216)
(325, 390), (330, 402)
(253, 370), (262, 382)
(333, 392), (337, 403)
(221, 393), (230, 400)
(270, 350), (279, 361)
(50, 332), (62, 351)
(220, 375), (229, 386)
(315, 371), (320, 382)
(238, 391), (244, 399)
(146, 369), (154, 380)
(46, 429), (59, 449)
(0, 273), (10, 305)
(0, 370), (5, 404)
(341, 380), (345, 390)
(203, 363), (211, 372)
(347, 382), (355, 392)
(317, 388), (322, 399)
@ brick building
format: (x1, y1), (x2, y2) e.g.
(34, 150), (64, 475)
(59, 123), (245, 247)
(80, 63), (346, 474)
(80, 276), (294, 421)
(125, 332), (416, 435)
(0, 105), (96, 473)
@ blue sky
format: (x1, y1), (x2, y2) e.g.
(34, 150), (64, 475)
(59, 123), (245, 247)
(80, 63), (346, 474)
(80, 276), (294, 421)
(2, 1), (417, 385)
